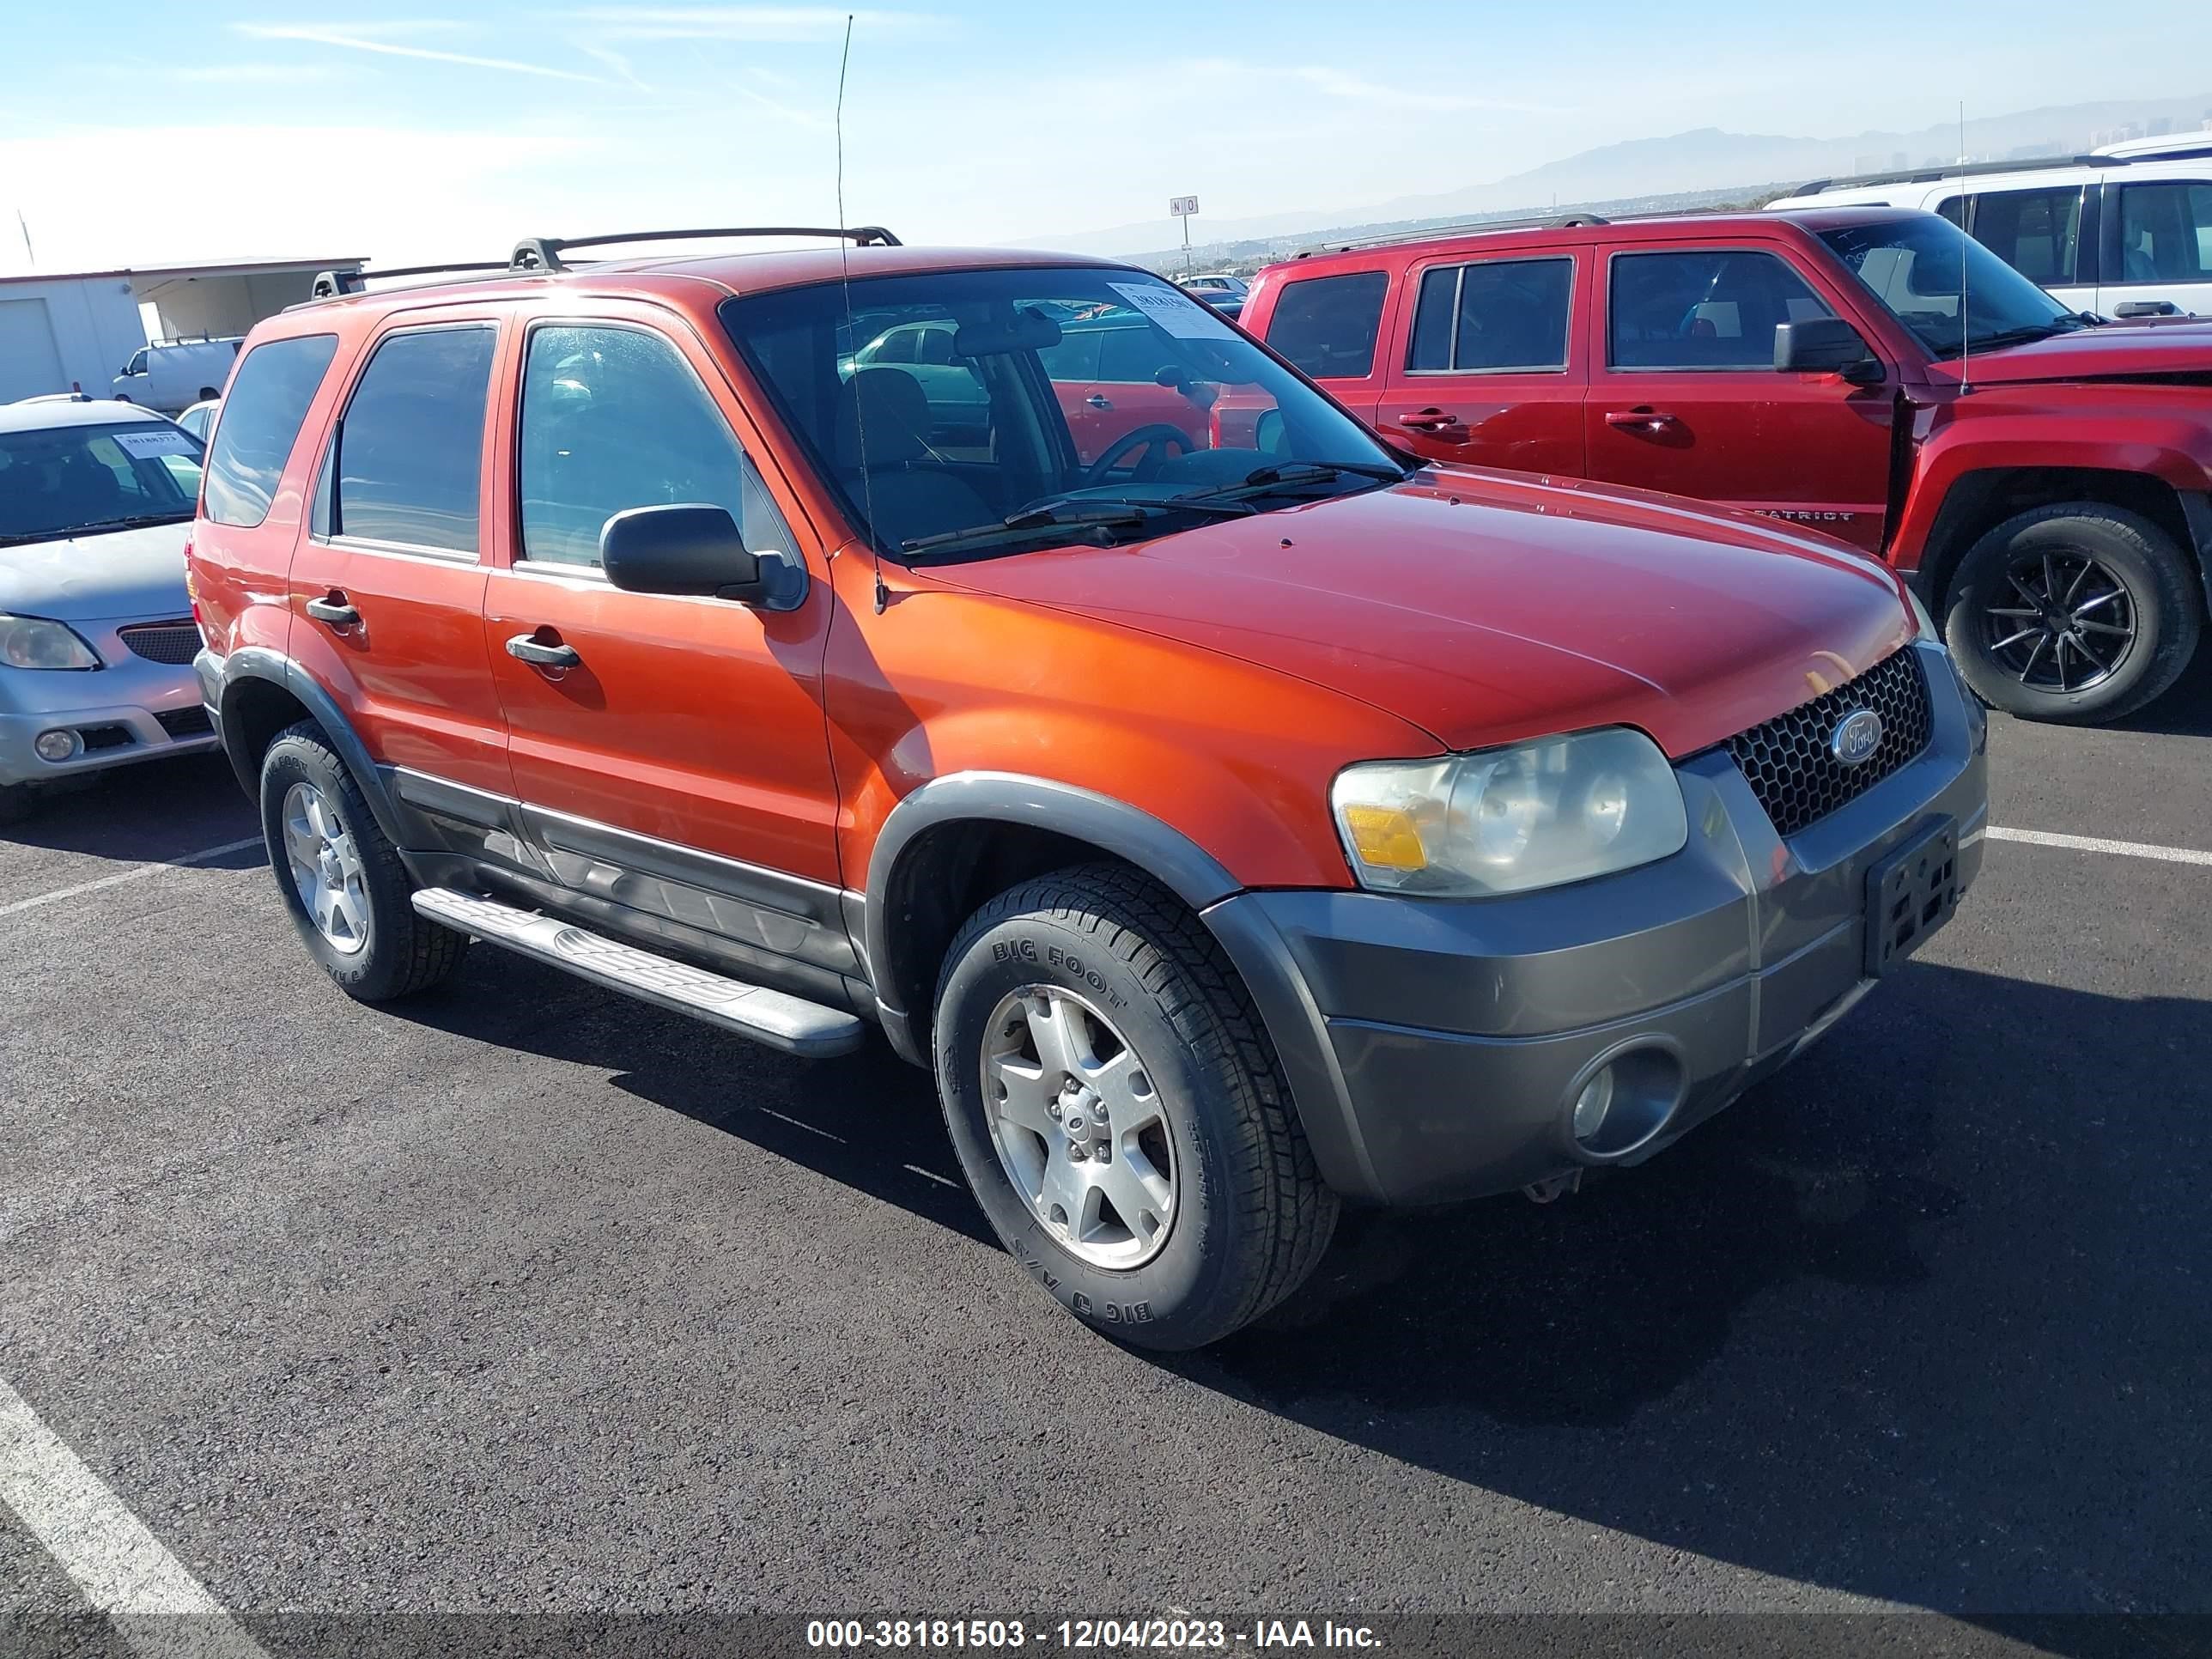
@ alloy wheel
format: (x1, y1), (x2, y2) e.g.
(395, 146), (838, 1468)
(1981, 549), (2136, 694)
(979, 986), (1177, 1270)
(282, 781), (370, 956)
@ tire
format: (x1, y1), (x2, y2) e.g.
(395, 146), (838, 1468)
(0, 782), (35, 827)
(1942, 503), (2202, 724)
(933, 863), (1337, 1351)
(258, 720), (466, 1000)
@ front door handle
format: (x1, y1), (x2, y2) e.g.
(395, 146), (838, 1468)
(1605, 408), (1680, 434)
(506, 633), (581, 670)
(1396, 407), (1462, 432)
(1085, 394), (1114, 410)
(304, 593), (360, 627)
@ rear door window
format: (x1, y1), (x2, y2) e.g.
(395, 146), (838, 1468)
(202, 333), (339, 527)
(1262, 270), (1389, 378)
(331, 325), (496, 554)
(1406, 257), (1573, 373)
(1608, 249), (1833, 369)
(1971, 186), (2084, 286)
(2115, 181), (2212, 283)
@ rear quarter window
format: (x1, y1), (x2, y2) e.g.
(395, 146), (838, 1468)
(202, 333), (340, 528)
(1262, 270), (1389, 379)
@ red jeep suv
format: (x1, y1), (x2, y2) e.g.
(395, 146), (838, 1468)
(189, 227), (1987, 1348)
(1243, 207), (2212, 724)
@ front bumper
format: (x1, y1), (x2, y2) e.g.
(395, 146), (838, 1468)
(1206, 641), (1989, 1206)
(0, 633), (216, 790)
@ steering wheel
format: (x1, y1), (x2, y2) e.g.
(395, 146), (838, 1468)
(1083, 424), (1195, 487)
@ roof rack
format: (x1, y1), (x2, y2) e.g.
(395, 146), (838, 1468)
(508, 224), (901, 273)
(1293, 212), (1608, 258)
(308, 261), (504, 301)
(1786, 145), (2212, 196)
(299, 225), (905, 307)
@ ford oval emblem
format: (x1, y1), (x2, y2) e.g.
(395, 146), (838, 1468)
(1831, 708), (1884, 768)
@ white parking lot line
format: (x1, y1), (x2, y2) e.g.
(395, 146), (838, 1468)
(0, 837), (264, 922)
(0, 1376), (270, 1658)
(1987, 827), (2212, 867)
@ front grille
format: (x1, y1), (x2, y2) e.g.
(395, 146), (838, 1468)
(155, 706), (215, 741)
(118, 621), (204, 665)
(78, 725), (135, 751)
(1725, 647), (1932, 837)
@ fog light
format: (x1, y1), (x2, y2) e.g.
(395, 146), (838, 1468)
(1571, 1067), (1615, 1141)
(34, 729), (79, 763)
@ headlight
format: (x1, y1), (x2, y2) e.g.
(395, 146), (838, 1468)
(1332, 728), (1687, 896)
(0, 614), (100, 671)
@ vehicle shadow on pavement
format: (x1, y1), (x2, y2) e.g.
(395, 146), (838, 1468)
(1182, 958), (2210, 1617)
(2112, 651), (2212, 736)
(391, 955), (1001, 1250)
(396, 946), (2209, 1615)
(0, 754), (254, 866)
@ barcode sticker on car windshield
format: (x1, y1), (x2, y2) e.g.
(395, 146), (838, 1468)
(1105, 282), (1240, 341)
(111, 429), (199, 459)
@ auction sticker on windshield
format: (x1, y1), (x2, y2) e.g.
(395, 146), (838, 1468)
(1106, 282), (1239, 341)
(111, 429), (199, 459)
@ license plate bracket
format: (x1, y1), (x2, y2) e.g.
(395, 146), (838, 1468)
(1865, 817), (1960, 976)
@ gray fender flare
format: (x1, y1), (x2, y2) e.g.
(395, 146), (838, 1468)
(859, 772), (1377, 1197)
(861, 772), (1239, 1019)
(218, 647), (408, 848)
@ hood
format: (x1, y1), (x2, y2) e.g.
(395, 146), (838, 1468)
(0, 522), (194, 624)
(1924, 321), (2212, 387)
(927, 471), (1915, 758)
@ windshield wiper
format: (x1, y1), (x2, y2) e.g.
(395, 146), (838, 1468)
(1957, 321), (2079, 354)
(1177, 459), (1407, 505)
(70, 513), (192, 535)
(901, 495), (1253, 561)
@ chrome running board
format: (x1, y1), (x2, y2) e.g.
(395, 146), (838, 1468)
(410, 887), (864, 1059)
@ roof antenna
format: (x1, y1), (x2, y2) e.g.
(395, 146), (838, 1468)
(1956, 99), (1972, 395)
(833, 13), (889, 616)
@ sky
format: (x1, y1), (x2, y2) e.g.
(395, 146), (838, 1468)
(3, 1), (2210, 275)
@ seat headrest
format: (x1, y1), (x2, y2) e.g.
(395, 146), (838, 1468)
(836, 368), (936, 469)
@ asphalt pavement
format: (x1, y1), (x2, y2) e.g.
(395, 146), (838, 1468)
(3, 662), (2208, 1653)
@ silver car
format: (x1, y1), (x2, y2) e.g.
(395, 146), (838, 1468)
(1, 400), (216, 823)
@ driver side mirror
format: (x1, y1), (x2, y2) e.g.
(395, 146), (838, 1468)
(1152, 364), (1191, 391)
(1774, 317), (1883, 385)
(600, 504), (765, 603)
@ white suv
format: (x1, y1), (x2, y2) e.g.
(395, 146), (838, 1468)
(1768, 133), (2212, 319)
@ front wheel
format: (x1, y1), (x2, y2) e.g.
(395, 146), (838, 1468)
(933, 865), (1337, 1351)
(1943, 504), (2202, 724)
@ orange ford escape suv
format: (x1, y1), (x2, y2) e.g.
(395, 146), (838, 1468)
(189, 227), (1989, 1349)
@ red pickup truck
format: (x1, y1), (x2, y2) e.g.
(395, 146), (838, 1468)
(1242, 208), (2212, 724)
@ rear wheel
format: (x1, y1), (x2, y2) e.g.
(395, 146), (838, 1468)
(1943, 504), (2201, 724)
(933, 864), (1337, 1351)
(258, 721), (467, 1000)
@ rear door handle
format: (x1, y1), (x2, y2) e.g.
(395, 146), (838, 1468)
(1085, 394), (1114, 410)
(1605, 408), (1680, 433)
(1396, 408), (1462, 432)
(304, 594), (360, 627)
(506, 633), (581, 670)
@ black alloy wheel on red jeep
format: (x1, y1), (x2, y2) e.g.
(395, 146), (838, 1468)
(1943, 503), (2204, 725)
(933, 864), (1337, 1351)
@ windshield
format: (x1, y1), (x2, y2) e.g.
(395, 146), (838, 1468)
(721, 266), (1402, 559)
(0, 423), (204, 545)
(1820, 216), (2081, 359)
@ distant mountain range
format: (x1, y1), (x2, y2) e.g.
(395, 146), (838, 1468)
(1022, 94), (2212, 264)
